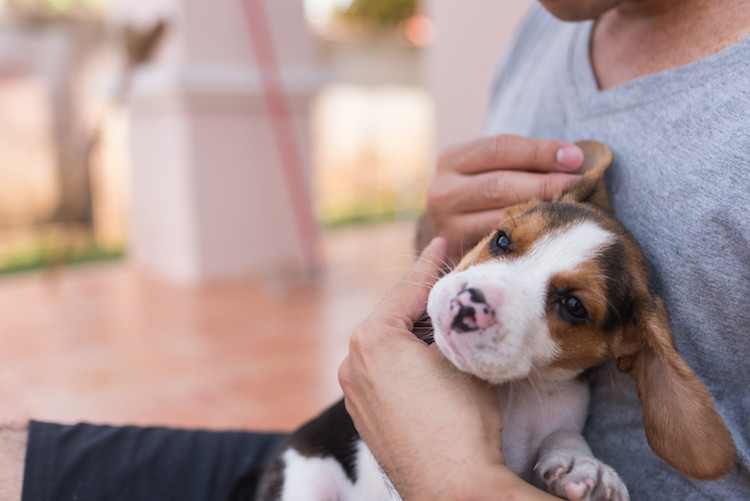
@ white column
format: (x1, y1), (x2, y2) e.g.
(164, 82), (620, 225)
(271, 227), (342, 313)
(109, 0), (322, 284)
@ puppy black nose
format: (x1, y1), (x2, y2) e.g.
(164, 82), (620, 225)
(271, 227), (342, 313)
(463, 287), (487, 304)
(452, 304), (479, 332)
(449, 288), (495, 333)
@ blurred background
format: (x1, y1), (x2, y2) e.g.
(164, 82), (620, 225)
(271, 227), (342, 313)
(0, 0), (530, 430)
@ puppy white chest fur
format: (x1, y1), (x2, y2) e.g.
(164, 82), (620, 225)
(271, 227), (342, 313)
(497, 374), (589, 478)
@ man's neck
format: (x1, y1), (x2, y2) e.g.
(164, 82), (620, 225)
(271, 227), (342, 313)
(591, 0), (750, 90)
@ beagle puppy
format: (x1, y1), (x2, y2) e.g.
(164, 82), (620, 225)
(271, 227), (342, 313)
(246, 141), (735, 501)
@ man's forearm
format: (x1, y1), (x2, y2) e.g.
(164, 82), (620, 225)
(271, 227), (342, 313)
(401, 463), (561, 501)
(0, 427), (27, 501)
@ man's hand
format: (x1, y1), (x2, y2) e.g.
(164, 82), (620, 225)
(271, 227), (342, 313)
(338, 237), (505, 500)
(418, 135), (583, 265)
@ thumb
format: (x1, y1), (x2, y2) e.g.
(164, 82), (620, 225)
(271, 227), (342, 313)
(377, 237), (448, 330)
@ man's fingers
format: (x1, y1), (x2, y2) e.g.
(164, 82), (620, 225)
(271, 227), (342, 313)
(438, 171), (581, 214)
(442, 209), (507, 257)
(439, 135), (584, 175)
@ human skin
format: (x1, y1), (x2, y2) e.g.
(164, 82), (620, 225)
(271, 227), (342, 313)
(3, 1), (750, 500)
(415, 136), (584, 267)
(419, 0), (750, 265)
(0, 428), (26, 501)
(536, 0), (626, 21)
(342, 0), (750, 499)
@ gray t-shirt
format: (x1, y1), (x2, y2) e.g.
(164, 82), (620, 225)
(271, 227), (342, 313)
(484, 6), (750, 500)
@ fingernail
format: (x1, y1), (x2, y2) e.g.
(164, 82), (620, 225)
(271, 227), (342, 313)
(556, 145), (584, 170)
(423, 236), (447, 257)
(427, 236), (446, 250)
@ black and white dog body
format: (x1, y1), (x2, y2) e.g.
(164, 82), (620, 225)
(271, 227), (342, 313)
(246, 141), (734, 501)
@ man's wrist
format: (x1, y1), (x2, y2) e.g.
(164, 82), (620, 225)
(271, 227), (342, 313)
(471, 464), (561, 500)
(400, 463), (559, 501)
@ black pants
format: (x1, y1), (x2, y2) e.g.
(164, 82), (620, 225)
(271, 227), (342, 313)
(22, 421), (287, 501)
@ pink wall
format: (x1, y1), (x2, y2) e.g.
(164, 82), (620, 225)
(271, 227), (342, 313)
(426, 0), (534, 152)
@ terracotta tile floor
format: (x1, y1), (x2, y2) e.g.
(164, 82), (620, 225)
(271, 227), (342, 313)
(0, 219), (419, 432)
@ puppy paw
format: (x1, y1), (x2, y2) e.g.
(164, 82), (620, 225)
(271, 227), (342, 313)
(535, 455), (629, 501)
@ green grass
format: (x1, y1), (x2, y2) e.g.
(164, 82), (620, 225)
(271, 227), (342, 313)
(321, 207), (419, 227)
(0, 236), (125, 276)
(319, 195), (424, 228)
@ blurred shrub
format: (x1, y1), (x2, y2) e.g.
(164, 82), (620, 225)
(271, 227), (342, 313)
(0, 227), (124, 276)
(338, 0), (418, 28)
(4, 0), (106, 16)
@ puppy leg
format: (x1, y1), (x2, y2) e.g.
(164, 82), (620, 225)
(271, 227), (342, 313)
(534, 430), (629, 501)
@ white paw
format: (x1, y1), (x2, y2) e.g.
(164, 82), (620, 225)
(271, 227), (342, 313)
(535, 455), (629, 501)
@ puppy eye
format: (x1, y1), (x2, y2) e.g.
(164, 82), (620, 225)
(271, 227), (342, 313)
(559, 295), (589, 324)
(490, 231), (512, 255)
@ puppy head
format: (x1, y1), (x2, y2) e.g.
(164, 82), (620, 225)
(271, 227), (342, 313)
(426, 140), (735, 480)
(427, 140), (640, 382)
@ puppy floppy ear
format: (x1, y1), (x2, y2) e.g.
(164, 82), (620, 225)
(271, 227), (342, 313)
(617, 297), (736, 480)
(559, 140), (613, 211)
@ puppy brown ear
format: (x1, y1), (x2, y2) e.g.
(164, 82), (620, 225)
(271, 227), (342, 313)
(559, 140), (613, 211)
(617, 297), (735, 480)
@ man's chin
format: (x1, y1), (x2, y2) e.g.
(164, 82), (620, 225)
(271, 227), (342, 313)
(537, 0), (625, 22)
